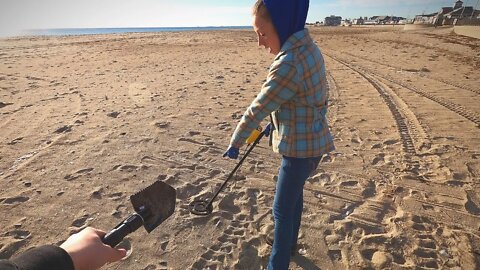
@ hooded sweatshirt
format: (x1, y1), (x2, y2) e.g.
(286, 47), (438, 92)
(263, 0), (309, 47)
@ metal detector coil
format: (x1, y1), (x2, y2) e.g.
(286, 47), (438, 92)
(188, 199), (213, 216)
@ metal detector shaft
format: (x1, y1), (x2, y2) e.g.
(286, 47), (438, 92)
(205, 131), (266, 208)
(269, 114), (274, 147)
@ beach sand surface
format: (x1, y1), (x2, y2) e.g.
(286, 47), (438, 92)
(1, 26), (479, 269)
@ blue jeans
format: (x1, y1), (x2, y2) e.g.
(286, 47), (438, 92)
(267, 156), (322, 270)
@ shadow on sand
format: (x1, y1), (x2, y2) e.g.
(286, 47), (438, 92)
(291, 255), (322, 270)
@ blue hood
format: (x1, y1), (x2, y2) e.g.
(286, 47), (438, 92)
(263, 0), (309, 46)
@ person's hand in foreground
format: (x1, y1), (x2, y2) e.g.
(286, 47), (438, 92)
(60, 227), (127, 270)
(223, 146), (239, 159)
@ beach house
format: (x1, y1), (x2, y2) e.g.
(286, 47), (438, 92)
(352, 17), (365, 25)
(325, 15), (342, 26)
(414, 13), (437, 25)
(431, 0), (480, 25)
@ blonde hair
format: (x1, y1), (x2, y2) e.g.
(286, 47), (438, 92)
(252, 0), (272, 22)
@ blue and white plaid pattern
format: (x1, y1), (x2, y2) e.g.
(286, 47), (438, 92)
(230, 29), (335, 157)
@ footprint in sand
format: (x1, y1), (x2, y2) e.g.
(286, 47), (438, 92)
(321, 153), (335, 163)
(176, 182), (208, 200)
(7, 137), (23, 145)
(111, 204), (128, 218)
(361, 180), (376, 198)
(54, 125), (73, 134)
(3, 230), (31, 240)
(0, 236), (29, 258)
(160, 240), (170, 252)
(247, 160), (265, 173)
(235, 239), (263, 269)
(107, 111), (120, 118)
(217, 121), (231, 131)
(91, 187), (104, 199)
(340, 180), (359, 187)
(351, 134), (363, 144)
(1, 196), (30, 205)
(372, 153), (386, 166)
(309, 171), (335, 186)
(445, 180), (465, 187)
(327, 249), (342, 262)
(408, 215), (443, 269)
(64, 168), (94, 181)
(113, 164), (139, 172)
(71, 215), (91, 228)
(383, 139), (400, 146)
(0, 101), (14, 109)
(217, 193), (241, 215)
(464, 190), (480, 215)
(186, 131), (201, 136)
(108, 192), (125, 201)
(152, 121), (170, 133)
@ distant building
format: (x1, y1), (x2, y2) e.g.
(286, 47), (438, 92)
(442, 5), (480, 25)
(362, 15), (406, 25)
(325, 15), (342, 26)
(362, 20), (374, 25)
(392, 16), (406, 24)
(352, 17), (364, 25)
(377, 16), (391, 24)
(378, 16), (405, 24)
(416, 0), (480, 25)
(414, 13), (437, 24)
(341, 19), (352, 26)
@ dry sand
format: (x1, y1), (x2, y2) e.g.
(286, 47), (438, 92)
(1, 26), (479, 269)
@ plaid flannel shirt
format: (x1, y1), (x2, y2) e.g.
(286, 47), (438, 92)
(230, 28), (335, 157)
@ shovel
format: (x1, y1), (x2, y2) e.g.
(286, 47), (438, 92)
(102, 180), (176, 247)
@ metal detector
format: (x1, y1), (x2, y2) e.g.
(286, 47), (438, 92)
(189, 129), (266, 216)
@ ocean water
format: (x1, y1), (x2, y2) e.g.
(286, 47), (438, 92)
(23, 26), (252, 36)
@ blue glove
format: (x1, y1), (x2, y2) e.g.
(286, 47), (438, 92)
(264, 122), (272, 137)
(223, 146), (239, 159)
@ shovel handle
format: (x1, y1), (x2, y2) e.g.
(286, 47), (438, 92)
(103, 213), (144, 247)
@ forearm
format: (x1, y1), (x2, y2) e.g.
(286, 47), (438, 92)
(230, 101), (272, 148)
(9, 245), (74, 270)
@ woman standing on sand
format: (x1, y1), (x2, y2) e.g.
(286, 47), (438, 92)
(223, 0), (335, 269)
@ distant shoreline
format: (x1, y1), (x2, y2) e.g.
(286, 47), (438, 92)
(12, 26), (253, 37)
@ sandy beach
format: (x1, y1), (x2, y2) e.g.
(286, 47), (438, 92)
(1, 26), (479, 269)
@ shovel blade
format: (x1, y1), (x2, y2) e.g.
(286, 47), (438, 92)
(130, 180), (176, 233)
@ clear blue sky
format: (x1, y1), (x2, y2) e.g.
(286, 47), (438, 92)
(1, 0), (477, 36)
